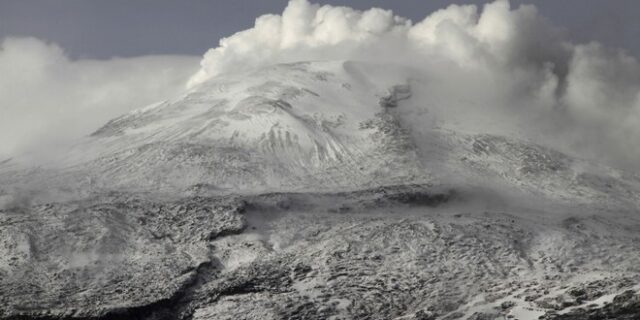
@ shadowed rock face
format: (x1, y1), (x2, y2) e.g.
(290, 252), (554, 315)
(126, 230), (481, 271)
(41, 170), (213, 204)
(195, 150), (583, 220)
(0, 194), (247, 319)
(539, 290), (640, 320)
(1, 61), (640, 320)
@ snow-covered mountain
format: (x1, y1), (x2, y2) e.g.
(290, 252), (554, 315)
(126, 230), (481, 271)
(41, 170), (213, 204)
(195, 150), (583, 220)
(1, 61), (640, 320)
(4, 61), (639, 204)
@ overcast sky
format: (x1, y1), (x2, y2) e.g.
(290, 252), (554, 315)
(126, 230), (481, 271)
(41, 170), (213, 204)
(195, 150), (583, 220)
(1, 0), (639, 59)
(2, 0), (640, 167)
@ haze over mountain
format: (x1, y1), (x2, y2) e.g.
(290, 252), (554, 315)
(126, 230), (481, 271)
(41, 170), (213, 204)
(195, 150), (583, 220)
(3, 0), (640, 170)
(1, 1), (640, 319)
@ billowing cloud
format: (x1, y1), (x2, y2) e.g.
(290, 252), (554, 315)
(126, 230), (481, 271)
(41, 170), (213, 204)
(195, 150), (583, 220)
(0, 37), (199, 159)
(3, 0), (639, 170)
(188, 0), (567, 84)
(189, 0), (640, 169)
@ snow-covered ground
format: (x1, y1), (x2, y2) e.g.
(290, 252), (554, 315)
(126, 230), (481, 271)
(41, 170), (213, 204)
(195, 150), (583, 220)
(0, 61), (639, 319)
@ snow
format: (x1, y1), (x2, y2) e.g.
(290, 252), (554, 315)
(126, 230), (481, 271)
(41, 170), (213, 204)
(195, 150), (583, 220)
(2, 60), (634, 211)
(1, 60), (640, 319)
(509, 305), (545, 319)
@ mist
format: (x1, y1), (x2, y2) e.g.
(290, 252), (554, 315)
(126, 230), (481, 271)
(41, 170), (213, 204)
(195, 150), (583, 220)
(0, 37), (199, 160)
(2, 0), (640, 170)
(188, 0), (640, 170)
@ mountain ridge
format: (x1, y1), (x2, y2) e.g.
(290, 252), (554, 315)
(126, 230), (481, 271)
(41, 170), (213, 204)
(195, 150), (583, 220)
(3, 60), (639, 205)
(1, 60), (640, 320)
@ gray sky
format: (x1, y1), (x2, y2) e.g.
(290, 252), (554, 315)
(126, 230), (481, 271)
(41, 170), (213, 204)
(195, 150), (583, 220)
(2, 0), (640, 168)
(1, 0), (639, 59)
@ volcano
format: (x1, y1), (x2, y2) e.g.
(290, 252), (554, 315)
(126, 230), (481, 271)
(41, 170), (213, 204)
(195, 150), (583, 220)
(1, 60), (640, 320)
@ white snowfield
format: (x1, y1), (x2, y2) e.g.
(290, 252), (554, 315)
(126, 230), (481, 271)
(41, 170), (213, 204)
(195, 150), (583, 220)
(0, 61), (640, 320)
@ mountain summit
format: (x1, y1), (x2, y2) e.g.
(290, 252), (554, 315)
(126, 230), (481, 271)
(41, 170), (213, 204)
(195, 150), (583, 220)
(1, 61), (640, 320)
(3, 61), (639, 204)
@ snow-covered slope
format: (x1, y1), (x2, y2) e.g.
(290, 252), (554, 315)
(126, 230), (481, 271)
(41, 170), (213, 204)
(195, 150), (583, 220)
(73, 61), (426, 193)
(1, 61), (639, 320)
(3, 61), (639, 206)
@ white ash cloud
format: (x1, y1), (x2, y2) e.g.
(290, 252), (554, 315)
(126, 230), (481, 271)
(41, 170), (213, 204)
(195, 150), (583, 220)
(189, 0), (640, 169)
(0, 37), (199, 159)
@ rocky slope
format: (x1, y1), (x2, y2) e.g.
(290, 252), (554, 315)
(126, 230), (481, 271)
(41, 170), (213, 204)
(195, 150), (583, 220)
(1, 61), (639, 319)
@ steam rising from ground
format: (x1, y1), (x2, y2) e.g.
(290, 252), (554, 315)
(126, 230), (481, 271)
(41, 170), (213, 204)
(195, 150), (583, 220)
(0, 37), (199, 159)
(190, 0), (640, 169)
(2, 0), (640, 169)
